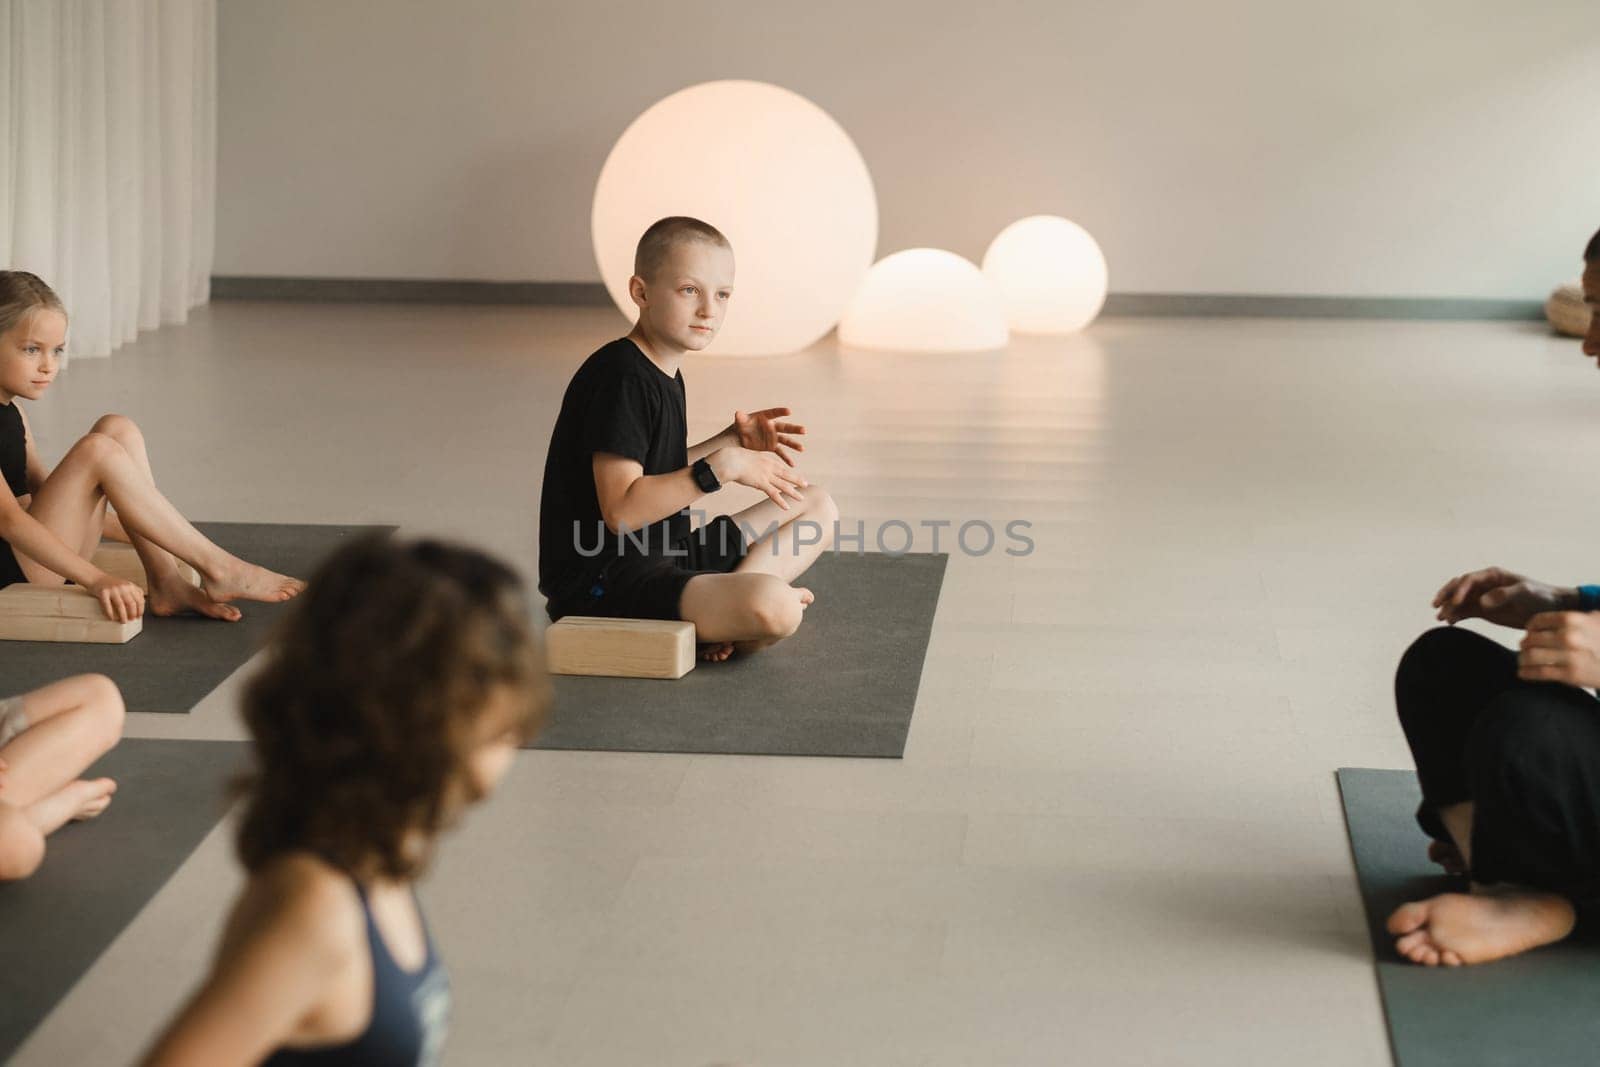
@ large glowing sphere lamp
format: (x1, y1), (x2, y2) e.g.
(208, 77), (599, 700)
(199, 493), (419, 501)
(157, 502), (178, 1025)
(837, 249), (1010, 353)
(982, 215), (1108, 333)
(592, 80), (878, 356)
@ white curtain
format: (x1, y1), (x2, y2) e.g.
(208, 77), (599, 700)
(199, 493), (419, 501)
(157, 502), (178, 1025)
(1, 0), (215, 360)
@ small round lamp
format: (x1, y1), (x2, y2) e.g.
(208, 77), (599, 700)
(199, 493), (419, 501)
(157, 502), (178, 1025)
(982, 215), (1108, 333)
(837, 249), (1010, 353)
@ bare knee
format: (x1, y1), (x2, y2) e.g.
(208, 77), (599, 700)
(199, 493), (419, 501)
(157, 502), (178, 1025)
(806, 486), (839, 544)
(76, 674), (126, 751)
(747, 579), (803, 640)
(91, 414), (143, 448)
(780, 485), (838, 551)
(0, 807), (45, 882)
(64, 431), (126, 471)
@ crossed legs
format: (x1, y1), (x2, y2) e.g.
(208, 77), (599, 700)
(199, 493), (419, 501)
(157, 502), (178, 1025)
(680, 484), (839, 658)
(1387, 627), (1587, 965)
(16, 413), (304, 616)
(0, 675), (125, 881)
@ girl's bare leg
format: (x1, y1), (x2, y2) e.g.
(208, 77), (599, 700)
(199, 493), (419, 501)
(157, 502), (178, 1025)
(100, 508), (131, 544)
(85, 416), (241, 620)
(17, 429), (303, 606)
(0, 675), (125, 881)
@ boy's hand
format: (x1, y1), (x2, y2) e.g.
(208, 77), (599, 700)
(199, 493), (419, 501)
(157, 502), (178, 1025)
(733, 408), (806, 467)
(1519, 612), (1600, 687)
(712, 447), (808, 509)
(1433, 567), (1574, 629)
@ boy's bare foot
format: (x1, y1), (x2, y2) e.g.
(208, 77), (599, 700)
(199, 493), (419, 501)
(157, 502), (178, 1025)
(1428, 839), (1467, 877)
(202, 559), (306, 605)
(67, 777), (117, 821)
(149, 575), (243, 622)
(1387, 888), (1576, 966)
(699, 641), (735, 662)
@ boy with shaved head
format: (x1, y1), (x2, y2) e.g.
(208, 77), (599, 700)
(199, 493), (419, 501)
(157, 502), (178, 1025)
(538, 217), (838, 660)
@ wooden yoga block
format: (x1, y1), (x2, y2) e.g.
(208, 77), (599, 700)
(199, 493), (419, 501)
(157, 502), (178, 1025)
(545, 616), (696, 679)
(92, 542), (200, 590)
(0, 584), (141, 643)
(1546, 281), (1592, 339)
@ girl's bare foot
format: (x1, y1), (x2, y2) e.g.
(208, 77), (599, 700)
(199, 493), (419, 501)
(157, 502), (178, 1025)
(149, 575), (243, 622)
(1428, 840), (1467, 877)
(202, 559), (306, 605)
(67, 777), (117, 821)
(1387, 888), (1576, 966)
(699, 641), (735, 662)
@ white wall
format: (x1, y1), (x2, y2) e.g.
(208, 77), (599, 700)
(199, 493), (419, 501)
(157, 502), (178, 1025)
(216, 0), (1600, 299)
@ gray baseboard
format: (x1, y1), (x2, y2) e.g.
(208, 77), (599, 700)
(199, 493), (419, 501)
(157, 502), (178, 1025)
(1101, 291), (1543, 320)
(209, 276), (615, 306)
(211, 276), (1544, 321)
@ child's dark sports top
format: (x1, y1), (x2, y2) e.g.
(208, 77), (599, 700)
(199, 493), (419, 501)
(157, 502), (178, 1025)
(262, 876), (451, 1067)
(0, 401), (27, 498)
(537, 336), (689, 608)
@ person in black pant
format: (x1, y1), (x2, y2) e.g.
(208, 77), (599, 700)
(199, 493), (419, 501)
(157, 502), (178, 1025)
(1385, 229), (1600, 967)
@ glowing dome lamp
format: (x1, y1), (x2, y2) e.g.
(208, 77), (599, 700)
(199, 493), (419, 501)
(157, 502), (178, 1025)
(592, 80), (878, 357)
(837, 249), (1010, 353)
(982, 215), (1108, 333)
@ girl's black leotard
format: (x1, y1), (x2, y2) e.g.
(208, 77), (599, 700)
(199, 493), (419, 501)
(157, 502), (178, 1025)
(262, 875), (451, 1067)
(0, 401), (30, 587)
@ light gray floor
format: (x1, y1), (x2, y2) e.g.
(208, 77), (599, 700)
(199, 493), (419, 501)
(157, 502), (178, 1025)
(12, 302), (1592, 1065)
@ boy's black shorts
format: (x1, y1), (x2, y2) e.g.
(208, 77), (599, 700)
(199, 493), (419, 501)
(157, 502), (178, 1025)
(548, 515), (747, 623)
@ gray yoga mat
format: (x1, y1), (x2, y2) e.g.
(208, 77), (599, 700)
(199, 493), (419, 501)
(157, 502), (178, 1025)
(1337, 767), (1600, 1067)
(0, 738), (248, 1061)
(535, 552), (948, 757)
(0, 523), (395, 713)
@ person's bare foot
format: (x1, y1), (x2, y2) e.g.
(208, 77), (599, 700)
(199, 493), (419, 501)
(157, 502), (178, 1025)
(202, 559), (306, 605)
(1428, 839), (1467, 877)
(1387, 888), (1576, 966)
(149, 574), (243, 622)
(699, 641), (734, 662)
(66, 777), (117, 821)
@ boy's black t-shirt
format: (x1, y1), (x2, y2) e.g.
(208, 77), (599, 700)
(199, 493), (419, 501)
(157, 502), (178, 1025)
(538, 337), (690, 606)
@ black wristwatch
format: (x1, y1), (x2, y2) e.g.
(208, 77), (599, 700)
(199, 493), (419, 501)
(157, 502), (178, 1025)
(692, 457), (721, 493)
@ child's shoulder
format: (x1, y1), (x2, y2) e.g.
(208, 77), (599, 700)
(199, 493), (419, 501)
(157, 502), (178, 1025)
(252, 852), (359, 912)
(222, 852), (367, 966)
(580, 336), (643, 372)
(573, 337), (657, 389)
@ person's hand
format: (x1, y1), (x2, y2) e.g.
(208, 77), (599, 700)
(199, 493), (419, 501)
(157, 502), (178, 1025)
(0, 756), (9, 797)
(1519, 612), (1600, 688)
(733, 408), (806, 467)
(1432, 567), (1574, 629)
(90, 573), (145, 622)
(712, 447), (808, 509)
